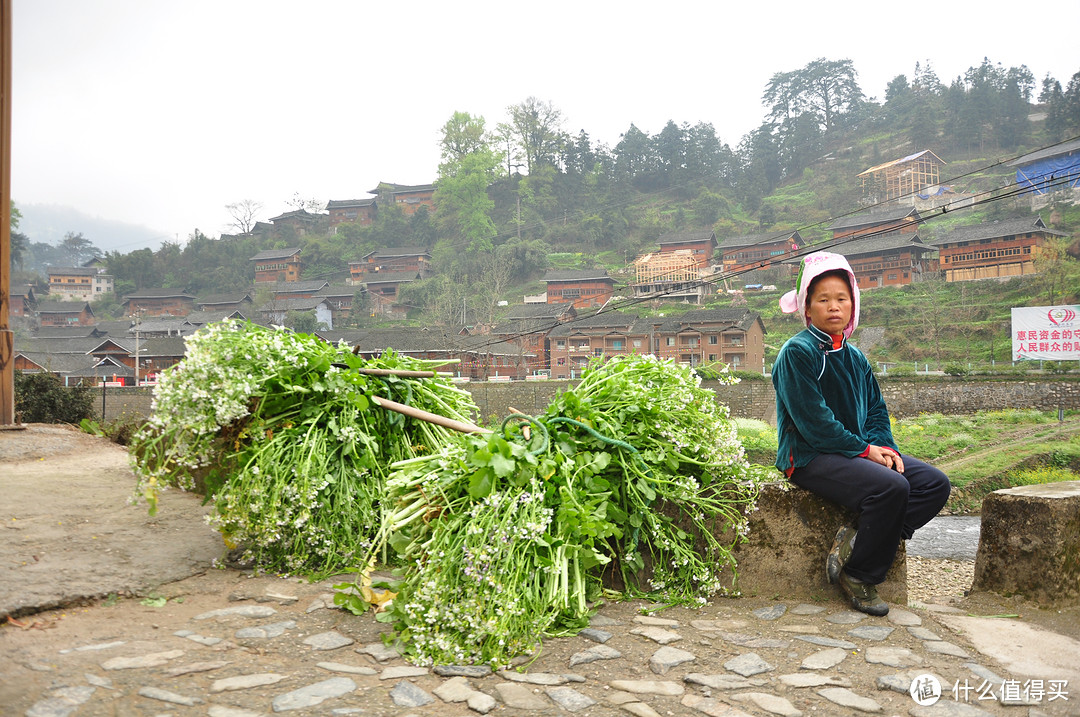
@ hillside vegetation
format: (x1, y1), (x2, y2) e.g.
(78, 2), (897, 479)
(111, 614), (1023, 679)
(11, 56), (1080, 371)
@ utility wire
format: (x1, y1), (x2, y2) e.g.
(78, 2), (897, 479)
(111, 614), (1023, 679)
(442, 135), (1080, 355)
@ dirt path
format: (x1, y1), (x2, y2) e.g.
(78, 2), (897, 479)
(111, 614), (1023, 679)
(933, 416), (1080, 475)
(0, 424), (223, 619)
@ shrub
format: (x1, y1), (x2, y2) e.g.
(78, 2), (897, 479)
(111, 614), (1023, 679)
(944, 363), (970, 377)
(14, 372), (95, 425)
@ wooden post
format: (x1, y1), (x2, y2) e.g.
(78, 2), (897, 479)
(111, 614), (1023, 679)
(0, 0), (15, 426)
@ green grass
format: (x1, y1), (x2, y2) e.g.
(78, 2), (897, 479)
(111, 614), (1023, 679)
(739, 410), (1080, 513)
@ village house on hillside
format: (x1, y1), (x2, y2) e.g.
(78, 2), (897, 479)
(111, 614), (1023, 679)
(37, 301), (95, 327)
(196, 292), (253, 314)
(316, 328), (528, 381)
(326, 198), (377, 232)
(122, 288), (197, 317)
(369, 182), (435, 216)
(361, 271), (421, 320)
(487, 303), (578, 376)
(47, 266), (114, 302)
(267, 209), (322, 235)
(543, 269), (615, 308)
(657, 231), (718, 267)
(256, 297), (334, 329)
(251, 247), (303, 283)
(716, 230), (804, 275)
(829, 206), (921, 240)
(10, 285), (35, 318)
(349, 247), (431, 283)
(313, 284), (360, 326)
(260, 280), (330, 301)
(546, 308), (765, 379)
(835, 231), (935, 289)
(931, 215), (1066, 282)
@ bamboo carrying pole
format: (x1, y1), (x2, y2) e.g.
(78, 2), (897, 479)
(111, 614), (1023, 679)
(368, 394), (491, 435)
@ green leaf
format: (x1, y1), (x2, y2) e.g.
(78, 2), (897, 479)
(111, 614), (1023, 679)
(489, 452), (517, 478)
(467, 468), (494, 499)
(140, 595), (167, 607)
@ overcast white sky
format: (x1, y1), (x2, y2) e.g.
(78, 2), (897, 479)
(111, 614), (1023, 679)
(12, 0), (1080, 247)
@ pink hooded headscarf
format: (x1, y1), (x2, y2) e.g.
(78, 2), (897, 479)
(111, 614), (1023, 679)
(779, 251), (860, 338)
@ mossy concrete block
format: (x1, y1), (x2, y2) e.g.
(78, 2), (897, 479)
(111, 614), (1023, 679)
(732, 483), (907, 604)
(972, 481), (1080, 606)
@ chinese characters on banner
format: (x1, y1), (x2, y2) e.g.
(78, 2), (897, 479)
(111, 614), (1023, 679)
(1011, 305), (1080, 362)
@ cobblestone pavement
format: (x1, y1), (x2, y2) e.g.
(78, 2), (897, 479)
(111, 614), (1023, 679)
(4, 568), (1078, 717)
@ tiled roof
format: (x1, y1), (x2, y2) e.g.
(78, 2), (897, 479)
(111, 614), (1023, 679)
(67, 358), (134, 378)
(197, 292), (251, 306)
(1008, 138), (1080, 166)
(257, 297), (330, 312)
(369, 182), (435, 194)
(182, 310), (244, 325)
(47, 266), (100, 277)
(657, 231), (716, 246)
(718, 230), (801, 249)
(36, 301), (92, 313)
(931, 216), (1064, 246)
(548, 310), (640, 337)
(14, 337), (103, 354)
(363, 271), (421, 285)
(93, 320), (136, 337)
(123, 288), (196, 299)
(655, 309), (764, 333)
(314, 284), (360, 298)
(15, 351), (98, 374)
(250, 247), (302, 261)
(263, 280), (330, 294)
(504, 303), (576, 320)
(832, 231), (932, 257)
(33, 326), (103, 339)
(139, 337), (188, 356)
(542, 269), (612, 282)
(828, 207), (920, 232)
(326, 198), (376, 209)
(367, 246), (429, 258)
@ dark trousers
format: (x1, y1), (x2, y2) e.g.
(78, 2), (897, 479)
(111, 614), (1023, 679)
(789, 453), (951, 584)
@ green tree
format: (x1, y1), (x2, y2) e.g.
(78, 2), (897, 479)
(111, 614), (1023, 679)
(613, 123), (657, 190)
(763, 58), (863, 133)
(59, 231), (101, 266)
(507, 97), (565, 174)
(106, 248), (162, 290)
(288, 310), (325, 334)
(434, 112), (502, 260)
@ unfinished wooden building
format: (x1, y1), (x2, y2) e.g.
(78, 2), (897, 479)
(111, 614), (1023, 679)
(858, 150), (944, 203)
(630, 250), (710, 303)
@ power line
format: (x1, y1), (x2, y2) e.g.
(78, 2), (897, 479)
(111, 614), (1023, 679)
(447, 135), (1080, 355)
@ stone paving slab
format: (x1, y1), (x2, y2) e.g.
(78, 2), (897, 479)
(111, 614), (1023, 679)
(4, 571), (1079, 717)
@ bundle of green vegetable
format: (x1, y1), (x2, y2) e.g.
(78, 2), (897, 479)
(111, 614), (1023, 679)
(130, 320), (478, 576)
(339, 354), (763, 667)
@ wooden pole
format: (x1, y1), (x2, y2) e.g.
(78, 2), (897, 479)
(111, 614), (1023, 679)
(368, 394), (490, 435)
(0, 0), (15, 426)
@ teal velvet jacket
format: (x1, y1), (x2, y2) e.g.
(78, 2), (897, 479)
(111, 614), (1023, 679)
(772, 325), (898, 474)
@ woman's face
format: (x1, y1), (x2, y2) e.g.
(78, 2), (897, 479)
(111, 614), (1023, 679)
(805, 275), (852, 335)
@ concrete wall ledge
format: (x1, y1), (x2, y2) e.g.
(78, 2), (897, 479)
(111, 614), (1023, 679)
(732, 482), (906, 604)
(973, 481), (1080, 606)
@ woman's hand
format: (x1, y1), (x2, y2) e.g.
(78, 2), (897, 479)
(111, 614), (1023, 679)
(866, 445), (905, 473)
